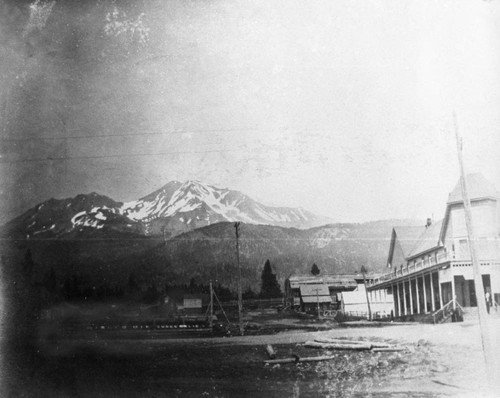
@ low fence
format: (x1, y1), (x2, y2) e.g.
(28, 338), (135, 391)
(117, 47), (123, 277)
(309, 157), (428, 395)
(87, 318), (211, 331)
(224, 298), (284, 309)
(341, 310), (393, 321)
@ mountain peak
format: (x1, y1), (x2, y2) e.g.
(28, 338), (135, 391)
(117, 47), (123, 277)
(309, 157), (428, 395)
(119, 180), (330, 234)
(6, 180), (332, 239)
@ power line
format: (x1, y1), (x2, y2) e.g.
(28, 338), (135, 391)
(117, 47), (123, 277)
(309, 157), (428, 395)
(0, 126), (337, 143)
(0, 127), (260, 143)
(0, 148), (246, 164)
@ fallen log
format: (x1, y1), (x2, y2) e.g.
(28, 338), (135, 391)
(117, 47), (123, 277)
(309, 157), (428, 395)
(314, 338), (392, 349)
(264, 355), (337, 365)
(266, 344), (276, 359)
(304, 341), (372, 350)
(372, 347), (406, 352)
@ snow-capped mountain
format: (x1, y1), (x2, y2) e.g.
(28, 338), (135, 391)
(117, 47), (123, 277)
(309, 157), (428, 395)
(120, 180), (328, 235)
(4, 181), (332, 239)
(4, 193), (145, 239)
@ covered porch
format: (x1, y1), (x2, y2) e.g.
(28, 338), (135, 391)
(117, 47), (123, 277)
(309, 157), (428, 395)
(368, 260), (498, 318)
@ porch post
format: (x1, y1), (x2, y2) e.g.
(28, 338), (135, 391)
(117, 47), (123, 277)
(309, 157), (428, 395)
(422, 274), (428, 313)
(393, 284), (399, 317)
(408, 278), (414, 314)
(437, 273), (443, 309)
(430, 272), (435, 312)
(402, 281), (407, 315)
(451, 275), (456, 310)
(416, 277), (421, 314)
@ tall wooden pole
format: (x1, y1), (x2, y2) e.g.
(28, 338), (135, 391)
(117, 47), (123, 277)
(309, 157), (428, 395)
(209, 281), (214, 329)
(361, 266), (372, 321)
(234, 222), (244, 335)
(454, 114), (494, 386)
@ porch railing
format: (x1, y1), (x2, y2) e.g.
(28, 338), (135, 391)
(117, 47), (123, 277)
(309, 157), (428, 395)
(432, 299), (463, 324)
(368, 257), (500, 288)
(368, 252), (452, 287)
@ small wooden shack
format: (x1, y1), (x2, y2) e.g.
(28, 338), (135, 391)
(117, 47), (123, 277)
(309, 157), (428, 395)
(284, 274), (359, 311)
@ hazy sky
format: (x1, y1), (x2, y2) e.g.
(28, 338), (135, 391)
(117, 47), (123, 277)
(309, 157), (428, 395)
(1, 0), (499, 223)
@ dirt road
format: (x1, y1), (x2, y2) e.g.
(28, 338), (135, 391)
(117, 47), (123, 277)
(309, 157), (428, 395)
(26, 317), (499, 397)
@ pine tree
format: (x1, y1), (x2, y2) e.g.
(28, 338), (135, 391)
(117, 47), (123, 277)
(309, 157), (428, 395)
(311, 263), (320, 275)
(260, 259), (282, 298)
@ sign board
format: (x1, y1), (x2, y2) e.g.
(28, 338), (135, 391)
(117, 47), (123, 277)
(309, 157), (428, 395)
(184, 298), (202, 309)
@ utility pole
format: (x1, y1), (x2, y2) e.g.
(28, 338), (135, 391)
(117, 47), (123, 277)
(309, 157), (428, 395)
(209, 281), (214, 330)
(234, 222), (244, 336)
(454, 113), (495, 388)
(361, 266), (372, 321)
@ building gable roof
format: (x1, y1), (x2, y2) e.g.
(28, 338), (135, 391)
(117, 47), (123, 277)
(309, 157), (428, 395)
(387, 221), (443, 263)
(387, 226), (425, 266)
(394, 226), (425, 257)
(441, 173), (498, 243)
(407, 220), (443, 259)
(447, 173), (498, 204)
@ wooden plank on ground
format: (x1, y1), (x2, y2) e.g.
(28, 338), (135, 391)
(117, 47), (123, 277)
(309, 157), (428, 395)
(264, 355), (337, 365)
(372, 347), (406, 352)
(314, 338), (392, 348)
(304, 341), (372, 350)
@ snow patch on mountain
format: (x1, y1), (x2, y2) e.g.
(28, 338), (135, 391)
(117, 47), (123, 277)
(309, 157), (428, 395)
(70, 207), (119, 229)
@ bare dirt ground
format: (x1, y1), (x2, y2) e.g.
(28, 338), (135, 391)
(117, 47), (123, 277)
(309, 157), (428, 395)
(3, 308), (500, 397)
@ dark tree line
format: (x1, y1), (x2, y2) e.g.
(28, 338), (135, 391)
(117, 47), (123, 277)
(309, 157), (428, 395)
(26, 250), (289, 305)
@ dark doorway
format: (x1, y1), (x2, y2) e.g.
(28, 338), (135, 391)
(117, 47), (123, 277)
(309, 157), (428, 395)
(465, 274), (490, 307)
(469, 280), (477, 307)
(441, 282), (452, 305)
(432, 273), (441, 310)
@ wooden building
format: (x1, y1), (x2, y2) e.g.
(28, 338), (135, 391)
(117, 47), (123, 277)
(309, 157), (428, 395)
(367, 173), (500, 318)
(284, 273), (391, 314)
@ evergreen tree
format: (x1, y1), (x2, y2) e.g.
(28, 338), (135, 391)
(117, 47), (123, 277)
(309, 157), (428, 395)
(260, 259), (282, 298)
(311, 263), (320, 276)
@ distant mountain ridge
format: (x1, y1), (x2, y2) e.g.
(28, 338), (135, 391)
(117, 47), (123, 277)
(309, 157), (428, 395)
(4, 180), (332, 239)
(2, 182), (424, 294)
(6, 219), (422, 295)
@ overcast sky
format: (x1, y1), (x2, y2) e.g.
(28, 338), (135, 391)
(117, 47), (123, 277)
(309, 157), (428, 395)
(0, 0), (499, 224)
